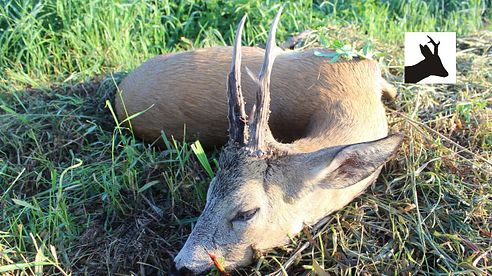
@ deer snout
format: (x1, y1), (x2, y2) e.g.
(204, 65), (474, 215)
(172, 258), (212, 276)
(436, 67), (449, 78)
(174, 242), (214, 275)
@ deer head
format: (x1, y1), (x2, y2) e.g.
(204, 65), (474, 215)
(172, 9), (403, 275)
(405, 35), (448, 83)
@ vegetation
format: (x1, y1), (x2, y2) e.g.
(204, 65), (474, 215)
(1, 0), (491, 275)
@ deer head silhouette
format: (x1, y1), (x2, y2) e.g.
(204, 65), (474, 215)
(405, 35), (448, 83)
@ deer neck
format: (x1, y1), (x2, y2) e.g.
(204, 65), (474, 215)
(288, 102), (389, 153)
(406, 60), (431, 83)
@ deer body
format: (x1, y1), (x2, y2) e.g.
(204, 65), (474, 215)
(116, 47), (392, 149)
(116, 11), (402, 275)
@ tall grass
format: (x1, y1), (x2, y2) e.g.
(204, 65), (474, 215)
(0, 0), (490, 89)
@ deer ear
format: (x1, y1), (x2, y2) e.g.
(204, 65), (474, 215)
(299, 134), (403, 189)
(420, 44), (433, 58)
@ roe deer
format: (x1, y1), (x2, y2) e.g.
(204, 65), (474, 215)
(404, 35), (448, 83)
(116, 9), (403, 275)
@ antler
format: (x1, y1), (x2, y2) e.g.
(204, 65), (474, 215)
(427, 35), (440, 55)
(227, 9), (284, 156)
(246, 8), (283, 157)
(227, 15), (248, 145)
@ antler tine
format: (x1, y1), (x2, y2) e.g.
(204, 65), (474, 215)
(227, 14), (248, 145)
(427, 35), (440, 55)
(247, 7), (283, 156)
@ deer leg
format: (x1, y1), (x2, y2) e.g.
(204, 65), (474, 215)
(380, 78), (397, 101)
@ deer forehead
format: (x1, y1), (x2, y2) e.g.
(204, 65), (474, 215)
(208, 149), (267, 197)
(209, 147), (306, 203)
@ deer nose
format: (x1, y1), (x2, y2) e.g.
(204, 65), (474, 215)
(170, 262), (203, 276)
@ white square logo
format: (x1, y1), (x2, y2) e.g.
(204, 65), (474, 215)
(404, 32), (456, 84)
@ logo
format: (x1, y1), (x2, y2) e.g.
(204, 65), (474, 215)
(404, 32), (456, 84)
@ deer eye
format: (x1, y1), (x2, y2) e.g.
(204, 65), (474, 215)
(232, 208), (259, 222)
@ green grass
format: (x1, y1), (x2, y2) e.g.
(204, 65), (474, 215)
(1, 0), (491, 275)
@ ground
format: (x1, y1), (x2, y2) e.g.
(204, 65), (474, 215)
(0, 1), (491, 275)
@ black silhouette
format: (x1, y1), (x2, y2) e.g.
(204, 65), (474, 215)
(405, 35), (448, 83)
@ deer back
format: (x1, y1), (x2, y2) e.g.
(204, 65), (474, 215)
(116, 46), (388, 149)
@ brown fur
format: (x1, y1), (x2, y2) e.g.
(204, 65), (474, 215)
(116, 46), (390, 150)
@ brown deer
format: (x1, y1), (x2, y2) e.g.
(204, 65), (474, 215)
(116, 9), (403, 275)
